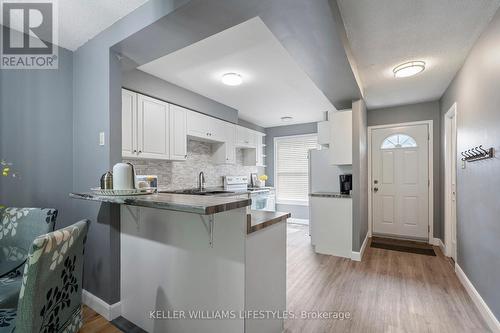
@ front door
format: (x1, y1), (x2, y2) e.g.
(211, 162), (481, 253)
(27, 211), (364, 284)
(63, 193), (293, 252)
(371, 124), (429, 240)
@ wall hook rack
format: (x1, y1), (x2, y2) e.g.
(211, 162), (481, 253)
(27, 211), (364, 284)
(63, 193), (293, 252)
(460, 145), (494, 162)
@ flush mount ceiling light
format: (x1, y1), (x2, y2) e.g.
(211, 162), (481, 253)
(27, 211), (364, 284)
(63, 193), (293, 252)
(281, 116), (293, 122)
(221, 73), (243, 86)
(393, 61), (426, 78)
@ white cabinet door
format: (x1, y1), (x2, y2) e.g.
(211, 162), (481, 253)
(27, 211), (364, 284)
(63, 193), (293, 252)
(187, 111), (222, 141)
(169, 105), (187, 161)
(122, 89), (137, 158)
(317, 121), (330, 146)
(213, 122), (236, 164)
(137, 94), (170, 160)
(310, 196), (352, 258)
(330, 110), (352, 165)
(236, 126), (256, 148)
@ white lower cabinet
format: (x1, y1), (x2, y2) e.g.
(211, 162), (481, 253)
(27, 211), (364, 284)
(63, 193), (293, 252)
(310, 196), (352, 258)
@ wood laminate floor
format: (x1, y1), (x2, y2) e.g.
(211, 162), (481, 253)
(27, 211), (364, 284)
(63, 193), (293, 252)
(80, 224), (489, 333)
(284, 224), (489, 333)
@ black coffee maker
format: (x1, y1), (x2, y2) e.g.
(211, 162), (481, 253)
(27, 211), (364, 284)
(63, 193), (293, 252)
(339, 174), (352, 195)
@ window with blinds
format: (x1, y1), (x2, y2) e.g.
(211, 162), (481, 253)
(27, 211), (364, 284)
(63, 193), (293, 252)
(274, 134), (318, 204)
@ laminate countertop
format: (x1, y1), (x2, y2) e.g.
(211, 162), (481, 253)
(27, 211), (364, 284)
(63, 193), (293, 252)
(70, 192), (251, 215)
(309, 192), (352, 199)
(247, 211), (291, 234)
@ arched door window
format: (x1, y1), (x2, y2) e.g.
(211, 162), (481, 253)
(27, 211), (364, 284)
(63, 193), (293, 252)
(381, 134), (417, 149)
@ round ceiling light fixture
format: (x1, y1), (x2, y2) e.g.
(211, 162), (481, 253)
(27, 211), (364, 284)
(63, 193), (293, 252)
(221, 73), (243, 86)
(393, 61), (425, 78)
(281, 116), (293, 123)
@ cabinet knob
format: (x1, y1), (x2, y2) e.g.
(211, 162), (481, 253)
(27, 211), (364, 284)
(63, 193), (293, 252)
(185, 155), (187, 158)
(133, 149), (137, 153)
(138, 150), (142, 154)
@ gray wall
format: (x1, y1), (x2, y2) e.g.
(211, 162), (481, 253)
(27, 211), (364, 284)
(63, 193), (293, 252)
(72, 0), (187, 304)
(352, 100), (368, 251)
(122, 69), (238, 123)
(264, 122), (318, 187)
(440, 9), (500, 320)
(0, 40), (75, 228)
(368, 101), (442, 239)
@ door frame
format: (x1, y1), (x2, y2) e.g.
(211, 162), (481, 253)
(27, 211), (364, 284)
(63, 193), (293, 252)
(444, 103), (458, 259)
(367, 120), (434, 243)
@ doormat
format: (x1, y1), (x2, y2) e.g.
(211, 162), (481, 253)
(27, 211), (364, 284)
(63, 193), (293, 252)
(371, 237), (436, 256)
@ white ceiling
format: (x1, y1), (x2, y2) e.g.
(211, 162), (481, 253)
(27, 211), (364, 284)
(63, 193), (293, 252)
(337, 0), (500, 109)
(0, 0), (148, 51)
(137, 17), (336, 128)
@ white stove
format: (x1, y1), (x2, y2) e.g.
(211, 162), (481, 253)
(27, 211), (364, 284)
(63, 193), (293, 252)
(224, 175), (276, 211)
(223, 176), (249, 192)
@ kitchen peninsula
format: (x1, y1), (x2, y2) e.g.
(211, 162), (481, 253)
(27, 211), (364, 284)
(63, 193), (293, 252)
(70, 192), (289, 333)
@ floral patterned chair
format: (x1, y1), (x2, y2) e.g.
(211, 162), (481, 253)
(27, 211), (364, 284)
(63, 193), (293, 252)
(0, 208), (58, 308)
(0, 219), (89, 333)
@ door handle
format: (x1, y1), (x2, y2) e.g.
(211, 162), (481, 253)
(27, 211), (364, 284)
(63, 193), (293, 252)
(373, 187), (379, 193)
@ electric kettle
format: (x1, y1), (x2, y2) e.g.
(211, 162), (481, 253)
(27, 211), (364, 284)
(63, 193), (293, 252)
(112, 163), (136, 190)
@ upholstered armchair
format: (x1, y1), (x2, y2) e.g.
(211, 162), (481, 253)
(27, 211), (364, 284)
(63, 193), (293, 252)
(0, 208), (58, 308)
(0, 219), (89, 333)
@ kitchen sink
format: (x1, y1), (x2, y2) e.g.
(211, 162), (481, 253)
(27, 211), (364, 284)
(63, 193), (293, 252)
(159, 189), (235, 195)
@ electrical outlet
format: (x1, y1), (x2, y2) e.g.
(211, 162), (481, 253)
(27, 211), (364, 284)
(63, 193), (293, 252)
(461, 160), (466, 169)
(99, 132), (105, 146)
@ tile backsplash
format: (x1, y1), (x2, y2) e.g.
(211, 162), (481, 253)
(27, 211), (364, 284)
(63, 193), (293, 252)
(124, 140), (264, 190)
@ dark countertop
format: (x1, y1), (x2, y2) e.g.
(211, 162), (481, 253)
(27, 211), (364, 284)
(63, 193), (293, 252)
(309, 192), (352, 199)
(70, 192), (251, 215)
(159, 186), (274, 197)
(247, 211), (291, 234)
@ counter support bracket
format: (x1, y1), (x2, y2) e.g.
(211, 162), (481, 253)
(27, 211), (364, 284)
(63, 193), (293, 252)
(201, 214), (215, 248)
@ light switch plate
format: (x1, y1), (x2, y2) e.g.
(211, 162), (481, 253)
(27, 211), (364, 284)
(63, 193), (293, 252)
(99, 132), (105, 146)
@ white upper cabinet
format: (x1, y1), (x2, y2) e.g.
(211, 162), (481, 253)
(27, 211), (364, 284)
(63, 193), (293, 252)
(122, 89), (137, 158)
(213, 122), (236, 164)
(329, 110), (352, 165)
(187, 111), (224, 142)
(236, 126), (257, 148)
(317, 120), (331, 146)
(169, 104), (188, 161)
(137, 94), (170, 160)
(242, 130), (266, 167)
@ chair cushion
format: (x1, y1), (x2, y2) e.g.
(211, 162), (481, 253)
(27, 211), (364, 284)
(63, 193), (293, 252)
(0, 271), (22, 308)
(0, 308), (16, 333)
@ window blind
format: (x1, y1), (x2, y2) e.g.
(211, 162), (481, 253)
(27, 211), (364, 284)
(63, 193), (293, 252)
(275, 135), (318, 203)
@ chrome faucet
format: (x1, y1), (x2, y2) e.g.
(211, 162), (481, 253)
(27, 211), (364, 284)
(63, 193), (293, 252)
(198, 171), (206, 191)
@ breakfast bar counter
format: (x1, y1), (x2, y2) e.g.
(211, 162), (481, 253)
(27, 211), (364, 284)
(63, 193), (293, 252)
(70, 191), (287, 333)
(70, 192), (251, 215)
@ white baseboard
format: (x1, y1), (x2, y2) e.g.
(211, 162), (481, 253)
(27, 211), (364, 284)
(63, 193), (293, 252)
(455, 265), (500, 332)
(431, 237), (446, 255)
(82, 289), (121, 321)
(351, 233), (369, 262)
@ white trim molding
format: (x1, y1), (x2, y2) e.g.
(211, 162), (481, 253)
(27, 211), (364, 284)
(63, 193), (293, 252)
(351, 234), (369, 262)
(455, 265), (500, 332)
(431, 237), (446, 255)
(82, 289), (121, 321)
